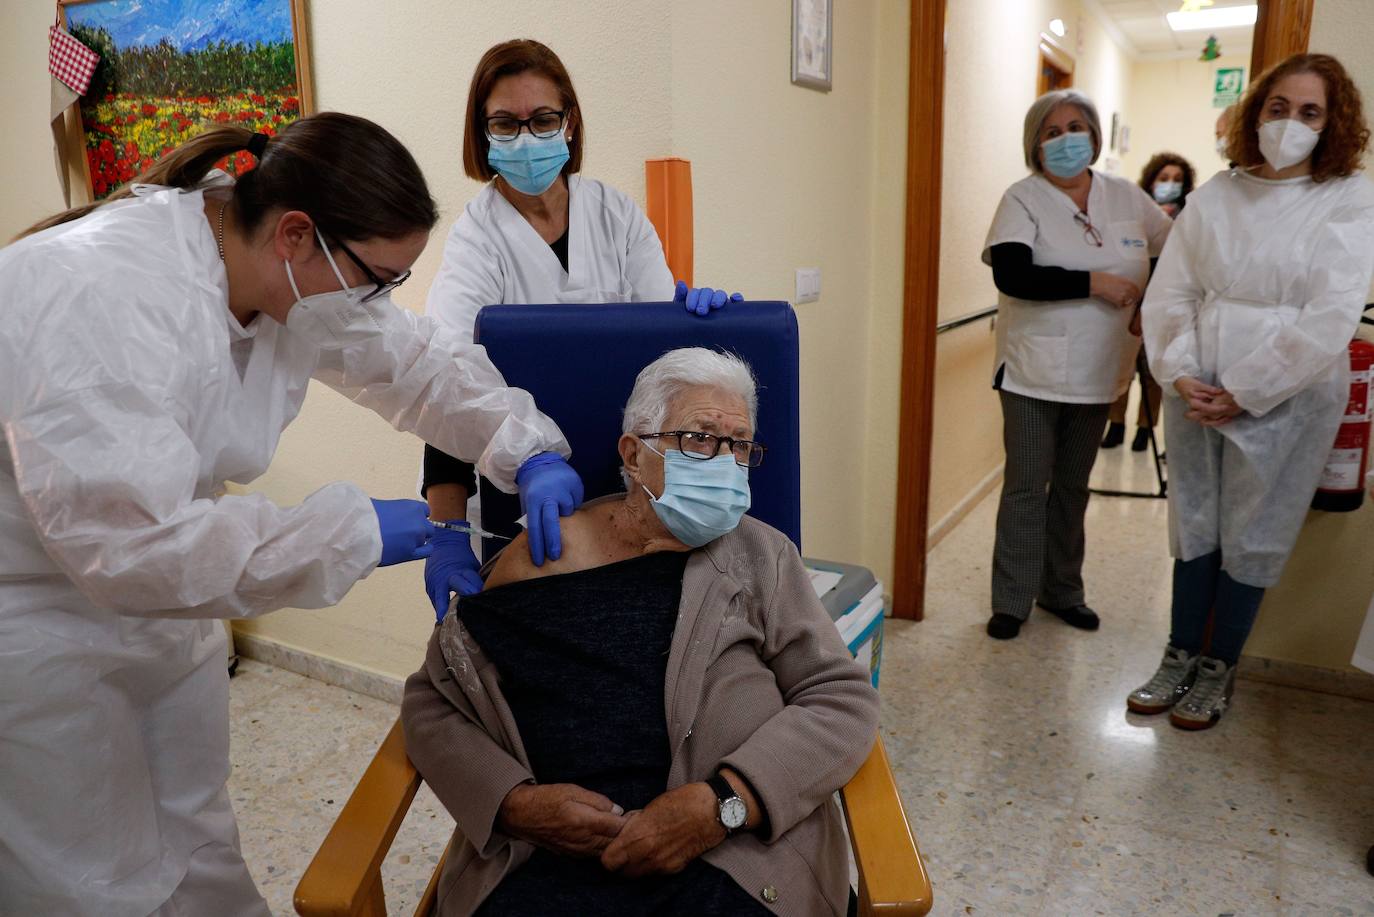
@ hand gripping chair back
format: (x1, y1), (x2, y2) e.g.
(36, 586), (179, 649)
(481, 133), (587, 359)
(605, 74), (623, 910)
(473, 301), (802, 561)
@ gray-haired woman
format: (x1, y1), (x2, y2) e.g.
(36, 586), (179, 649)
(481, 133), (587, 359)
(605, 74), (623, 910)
(980, 90), (1173, 640)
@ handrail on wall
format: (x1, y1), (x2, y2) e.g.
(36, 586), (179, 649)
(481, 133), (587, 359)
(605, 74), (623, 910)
(935, 306), (997, 335)
(945, 303), (1372, 334)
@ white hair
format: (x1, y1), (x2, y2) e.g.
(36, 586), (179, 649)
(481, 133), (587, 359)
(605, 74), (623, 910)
(619, 348), (757, 489)
(622, 347), (758, 436)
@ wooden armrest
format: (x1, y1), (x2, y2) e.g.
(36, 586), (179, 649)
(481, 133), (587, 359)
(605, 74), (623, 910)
(294, 718), (422, 917)
(840, 736), (933, 916)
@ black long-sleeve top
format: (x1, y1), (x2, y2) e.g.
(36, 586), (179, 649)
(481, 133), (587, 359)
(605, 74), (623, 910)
(987, 242), (1091, 301)
(422, 229), (572, 499)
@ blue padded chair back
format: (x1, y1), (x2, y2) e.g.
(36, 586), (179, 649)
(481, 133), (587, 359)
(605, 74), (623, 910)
(474, 301), (801, 562)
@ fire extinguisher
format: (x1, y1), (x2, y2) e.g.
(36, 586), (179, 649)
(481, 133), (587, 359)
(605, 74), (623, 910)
(1313, 338), (1374, 512)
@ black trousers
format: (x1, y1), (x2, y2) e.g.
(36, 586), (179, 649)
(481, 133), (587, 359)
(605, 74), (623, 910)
(991, 391), (1111, 619)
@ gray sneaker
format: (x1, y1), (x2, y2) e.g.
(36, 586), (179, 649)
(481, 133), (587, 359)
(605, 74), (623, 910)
(1169, 657), (1235, 730)
(1127, 646), (1198, 714)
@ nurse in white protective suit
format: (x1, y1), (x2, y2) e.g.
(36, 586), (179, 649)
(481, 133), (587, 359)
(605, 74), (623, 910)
(1129, 54), (1374, 732)
(419, 38), (745, 618)
(0, 114), (584, 915)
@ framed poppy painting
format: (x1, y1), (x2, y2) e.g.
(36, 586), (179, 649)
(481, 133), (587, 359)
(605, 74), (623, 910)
(57, 0), (313, 201)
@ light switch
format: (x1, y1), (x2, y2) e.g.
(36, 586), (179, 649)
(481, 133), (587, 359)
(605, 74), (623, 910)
(795, 267), (821, 304)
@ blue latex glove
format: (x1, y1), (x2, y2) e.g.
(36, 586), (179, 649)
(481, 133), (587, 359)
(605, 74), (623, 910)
(675, 280), (744, 316)
(424, 526), (484, 621)
(515, 452), (585, 567)
(370, 498), (437, 567)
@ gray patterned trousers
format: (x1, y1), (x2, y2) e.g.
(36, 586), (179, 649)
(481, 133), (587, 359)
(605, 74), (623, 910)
(991, 390), (1111, 620)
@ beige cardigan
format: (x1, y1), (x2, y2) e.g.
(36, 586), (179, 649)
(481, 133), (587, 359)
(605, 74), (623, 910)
(401, 515), (881, 917)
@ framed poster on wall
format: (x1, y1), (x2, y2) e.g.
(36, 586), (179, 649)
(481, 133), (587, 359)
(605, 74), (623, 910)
(792, 0), (832, 92)
(57, 0), (314, 202)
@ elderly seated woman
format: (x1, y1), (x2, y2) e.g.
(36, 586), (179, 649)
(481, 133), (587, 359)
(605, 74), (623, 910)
(402, 347), (880, 916)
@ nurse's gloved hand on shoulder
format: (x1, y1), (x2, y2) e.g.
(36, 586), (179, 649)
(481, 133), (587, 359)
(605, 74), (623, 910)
(516, 452), (586, 567)
(425, 528), (484, 621)
(371, 498), (437, 566)
(675, 280), (744, 317)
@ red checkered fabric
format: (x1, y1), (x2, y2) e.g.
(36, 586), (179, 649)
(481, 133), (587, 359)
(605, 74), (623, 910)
(49, 25), (100, 95)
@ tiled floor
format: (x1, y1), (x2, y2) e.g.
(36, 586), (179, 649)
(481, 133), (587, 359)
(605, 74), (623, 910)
(231, 443), (1374, 916)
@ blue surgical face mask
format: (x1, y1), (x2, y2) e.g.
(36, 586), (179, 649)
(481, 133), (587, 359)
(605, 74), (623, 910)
(1152, 180), (1182, 204)
(487, 131), (570, 196)
(639, 443), (751, 548)
(1041, 132), (1095, 179)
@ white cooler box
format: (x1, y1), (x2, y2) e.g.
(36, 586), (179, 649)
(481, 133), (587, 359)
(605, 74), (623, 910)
(804, 558), (885, 688)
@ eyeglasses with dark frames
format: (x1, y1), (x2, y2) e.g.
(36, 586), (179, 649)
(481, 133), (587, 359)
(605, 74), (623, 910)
(324, 234), (412, 303)
(1073, 210), (1104, 248)
(639, 430), (767, 468)
(485, 109), (571, 142)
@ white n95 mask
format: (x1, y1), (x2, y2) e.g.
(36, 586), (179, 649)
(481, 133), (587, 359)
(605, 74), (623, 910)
(283, 228), (386, 347)
(1258, 118), (1321, 171)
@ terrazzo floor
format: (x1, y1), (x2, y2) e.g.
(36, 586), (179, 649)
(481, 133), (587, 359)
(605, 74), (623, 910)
(230, 441), (1374, 916)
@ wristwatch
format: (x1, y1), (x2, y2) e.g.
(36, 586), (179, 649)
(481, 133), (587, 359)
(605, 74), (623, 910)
(706, 771), (748, 834)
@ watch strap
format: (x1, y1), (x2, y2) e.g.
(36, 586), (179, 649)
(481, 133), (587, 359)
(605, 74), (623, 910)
(707, 771), (746, 834)
(706, 771), (737, 805)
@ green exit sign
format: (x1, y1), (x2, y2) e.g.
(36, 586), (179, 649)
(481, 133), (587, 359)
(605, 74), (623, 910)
(1214, 67), (1244, 108)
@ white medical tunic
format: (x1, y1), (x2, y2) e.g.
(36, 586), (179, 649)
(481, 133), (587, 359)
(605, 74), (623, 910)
(983, 169), (1172, 403)
(1143, 169), (1374, 586)
(426, 174), (675, 341)
(0, 177), (568, 915)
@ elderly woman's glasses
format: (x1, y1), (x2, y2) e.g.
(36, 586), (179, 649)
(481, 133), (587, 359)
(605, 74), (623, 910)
(485, 110), (570, 142)
(640, 431), (767, 468)
(1074, 211), (1104, 248)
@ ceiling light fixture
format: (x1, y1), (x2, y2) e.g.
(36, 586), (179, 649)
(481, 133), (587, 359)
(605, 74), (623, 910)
(1049, 18), (1066, 37)
(1166, 4), (1258, 31)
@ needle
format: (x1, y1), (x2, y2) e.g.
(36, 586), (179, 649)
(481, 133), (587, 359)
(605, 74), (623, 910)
(430, 519), (513, 541)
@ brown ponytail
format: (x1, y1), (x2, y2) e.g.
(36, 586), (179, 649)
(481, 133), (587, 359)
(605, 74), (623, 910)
(19, 112), (438, 242)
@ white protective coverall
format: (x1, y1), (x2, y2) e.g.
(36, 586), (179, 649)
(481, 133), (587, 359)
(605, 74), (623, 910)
(0, 176), (568, 916)
(425, 175), (675, 342)
(1143, 168), (1374, 587)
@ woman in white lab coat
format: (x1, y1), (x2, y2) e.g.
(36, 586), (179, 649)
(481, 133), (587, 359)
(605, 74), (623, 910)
(1130, 54), (1374, 730)
(0, 114), (581, 915)
(421, 39), (742, 618)
(981, 89), (1172, 641)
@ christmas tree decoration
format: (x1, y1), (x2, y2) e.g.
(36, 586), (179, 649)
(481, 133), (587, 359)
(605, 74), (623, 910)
(1200, 34), (1222, 61)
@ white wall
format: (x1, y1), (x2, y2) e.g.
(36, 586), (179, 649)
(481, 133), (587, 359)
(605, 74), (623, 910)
(666, 0), (891, 572)
(0, 1), (910, 681)
(1122, 51), (1252, 190)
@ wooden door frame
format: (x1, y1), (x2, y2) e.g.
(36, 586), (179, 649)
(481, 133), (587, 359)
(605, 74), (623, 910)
(889, 0), (945, 621)
(1038, 33), (1075, 95)
(888, 0), (1312, 622)
(1251, 0), (1314, 77)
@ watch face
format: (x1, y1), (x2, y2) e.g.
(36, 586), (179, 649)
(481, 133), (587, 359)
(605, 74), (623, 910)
(720, 796), (748, 830)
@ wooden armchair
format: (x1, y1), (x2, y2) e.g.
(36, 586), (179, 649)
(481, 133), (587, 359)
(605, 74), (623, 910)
(294, 719), (931, 916)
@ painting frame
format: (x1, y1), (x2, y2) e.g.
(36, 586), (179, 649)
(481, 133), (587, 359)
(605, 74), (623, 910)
(791, 0), (833, 93)
(55, 0), (315, 205)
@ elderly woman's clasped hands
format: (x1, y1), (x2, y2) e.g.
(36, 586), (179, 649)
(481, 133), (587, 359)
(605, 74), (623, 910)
(1174, 377), (1244, 427)
(497, 770), (759, 877)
